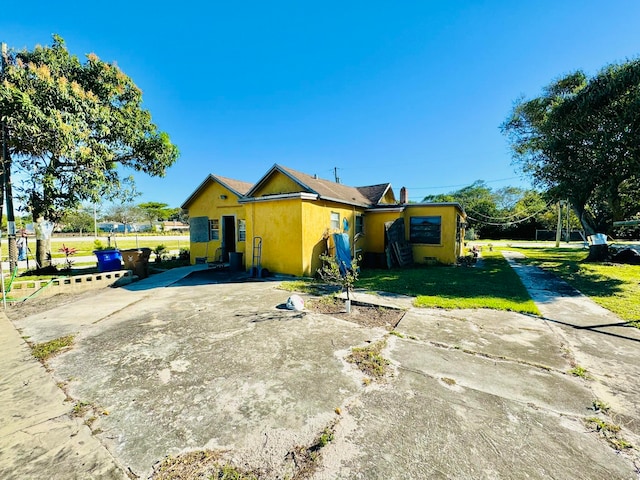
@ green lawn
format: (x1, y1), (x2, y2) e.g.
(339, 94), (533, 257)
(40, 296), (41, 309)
(504, 246), (640, 323)
(357, 250), (540, 315)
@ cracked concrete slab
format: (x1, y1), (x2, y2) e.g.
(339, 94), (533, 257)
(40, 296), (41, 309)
(0, 313), (127, 479)
(4, 264), (640, 479)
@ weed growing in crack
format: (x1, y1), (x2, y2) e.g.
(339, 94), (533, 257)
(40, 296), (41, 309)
(592, 399), (610, 413)
(286, 420), (338, 480)
(585, 417), (633, 451)
(568, 365), (588, 378)
(30, 335), (75, 363)
(151, 450), (262, 480)
(71, 401), (91, 417)
(346, 339), (390, 381)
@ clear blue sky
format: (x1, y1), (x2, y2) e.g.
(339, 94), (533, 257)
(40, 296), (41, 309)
(3, 1), (640, 207)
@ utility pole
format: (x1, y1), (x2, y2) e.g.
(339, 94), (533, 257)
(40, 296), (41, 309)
(555, 201), (562, 247)
(565, 200), (571, 242)
(1, 42), (18, 271)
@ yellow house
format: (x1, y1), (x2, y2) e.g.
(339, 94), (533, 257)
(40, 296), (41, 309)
(182, 164), (466, 276)
(181, 174), (253, 263)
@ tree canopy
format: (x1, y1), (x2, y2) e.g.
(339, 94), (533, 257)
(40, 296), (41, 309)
(502, 59), (640, 235)
(0, 36), (178, 220)
(0, 35), (179, 265)
(423, 181), (555, 239)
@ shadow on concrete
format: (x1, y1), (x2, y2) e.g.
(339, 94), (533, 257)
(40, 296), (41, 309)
(119, 266), (287, 292)
(526, 313), (640, 344)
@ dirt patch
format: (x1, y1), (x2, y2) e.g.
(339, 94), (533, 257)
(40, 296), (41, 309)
(306, 296), (404, 330)
(4, 290), (95, 320)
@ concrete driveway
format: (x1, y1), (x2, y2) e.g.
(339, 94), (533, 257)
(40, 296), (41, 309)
(6, 266), (640, 479)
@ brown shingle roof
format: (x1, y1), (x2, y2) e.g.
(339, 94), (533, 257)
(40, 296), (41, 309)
(213, 175), (253, 196)
(270, 165), (393, 207)
(181, 174), (252, 209)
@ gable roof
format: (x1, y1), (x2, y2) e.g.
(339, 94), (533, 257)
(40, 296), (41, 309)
(181, 174), (253, 209)
(245, 164), (394, 207)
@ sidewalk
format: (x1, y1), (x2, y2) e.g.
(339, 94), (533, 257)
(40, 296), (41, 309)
(503, 250), (640, 441)
(0, 311), (128, 479)
(0, 265), (208, 479)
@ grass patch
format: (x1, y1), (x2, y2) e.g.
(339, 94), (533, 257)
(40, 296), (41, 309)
(151, 419), (340, 479)
(151, 450), (260, 480)
(279, 279), (339, 295)
(358, 250), (539, 315)
(31, 335), (75, 363)
(506, 246), (640, 322)
(4, 235), (188, 260)
(346, 339), (390, 381)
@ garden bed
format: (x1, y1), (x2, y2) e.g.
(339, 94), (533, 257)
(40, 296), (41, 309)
(306, 296), (404, 330)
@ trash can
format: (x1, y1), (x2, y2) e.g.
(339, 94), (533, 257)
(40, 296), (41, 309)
(120, 248), (152, 279)
(93, 249), (123, 272)
(229, 252), (243, 272)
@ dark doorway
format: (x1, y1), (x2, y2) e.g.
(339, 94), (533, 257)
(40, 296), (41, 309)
(222, 216), (236, 261)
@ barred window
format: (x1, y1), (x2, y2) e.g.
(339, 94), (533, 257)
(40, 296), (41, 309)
(409, 216), (441, 244)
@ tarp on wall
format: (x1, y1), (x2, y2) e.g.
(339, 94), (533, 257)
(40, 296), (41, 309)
(333, 233), (352, 275)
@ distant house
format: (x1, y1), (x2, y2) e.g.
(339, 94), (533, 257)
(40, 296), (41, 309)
(181, 164), (466, 276)
(156, 221), (189, 232)
(97, 222), (152, 233)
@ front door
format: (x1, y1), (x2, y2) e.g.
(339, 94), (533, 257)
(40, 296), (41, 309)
(222, 216), (236, 262)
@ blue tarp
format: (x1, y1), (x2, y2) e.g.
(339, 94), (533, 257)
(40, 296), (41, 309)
(333, 233), (352, 276)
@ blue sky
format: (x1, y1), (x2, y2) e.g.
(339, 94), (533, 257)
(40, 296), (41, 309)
(4, 1), (640, 207)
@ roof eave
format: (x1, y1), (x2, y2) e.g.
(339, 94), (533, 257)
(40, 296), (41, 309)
(239, 192), (319, 203)
(181, 174), (215, 209)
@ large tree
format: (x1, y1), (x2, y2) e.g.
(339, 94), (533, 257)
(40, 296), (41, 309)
(424, 182), (554, 240)
(502, 60), (640, 238)
(0, 35), (179, 267)
(138, 201), (172, 229)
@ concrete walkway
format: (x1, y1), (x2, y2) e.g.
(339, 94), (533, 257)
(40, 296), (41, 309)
(0, 310), (129, 479)
(0, 265), (208, 479)
(503, 250), (640, 439)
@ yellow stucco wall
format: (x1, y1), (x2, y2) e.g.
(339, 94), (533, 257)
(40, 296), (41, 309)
(403, 205), (464, 265)
(252, 171), (306, 196)
(300, 201), (366, 276)
(361, 209), (404, 253)
(187, 180), (247, 264)
(245, 199), (304, 275)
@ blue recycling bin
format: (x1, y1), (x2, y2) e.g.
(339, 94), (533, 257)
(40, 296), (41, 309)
(93, 249), (123, 272)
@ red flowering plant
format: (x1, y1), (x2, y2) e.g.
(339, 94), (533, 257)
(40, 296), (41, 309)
(58, 244), (78, 271)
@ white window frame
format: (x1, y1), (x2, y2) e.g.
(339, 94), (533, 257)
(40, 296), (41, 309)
(209, 218), (220, 240)
(330, 211), (340, 230)
(238, 219), (246, 242)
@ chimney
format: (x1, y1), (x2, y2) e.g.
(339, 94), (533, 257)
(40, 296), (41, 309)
(400, 186), (408, 204)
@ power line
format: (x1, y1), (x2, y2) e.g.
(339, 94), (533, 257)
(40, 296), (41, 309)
(465, 201), (555, 226)
(406, 176), (522, 191)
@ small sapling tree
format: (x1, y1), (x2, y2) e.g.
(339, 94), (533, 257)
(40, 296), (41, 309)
(317, 254), (360, 313)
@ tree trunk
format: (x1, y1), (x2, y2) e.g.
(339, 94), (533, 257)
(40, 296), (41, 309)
(587, 244), (608, 262)
(572, 204), (597, 237)
(34, 216), (53, 269)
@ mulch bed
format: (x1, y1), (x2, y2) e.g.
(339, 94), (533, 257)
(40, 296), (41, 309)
(305, 297), (404, 330)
